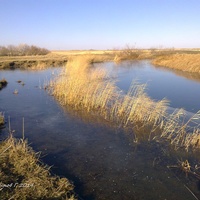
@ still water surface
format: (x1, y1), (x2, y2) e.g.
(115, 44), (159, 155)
(0, 61), (200, 200)
(96, 60), (200, 113)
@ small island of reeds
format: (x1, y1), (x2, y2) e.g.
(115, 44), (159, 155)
(49, 55), (200, 151)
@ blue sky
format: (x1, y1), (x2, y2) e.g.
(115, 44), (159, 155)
(0, 0), (200, 50)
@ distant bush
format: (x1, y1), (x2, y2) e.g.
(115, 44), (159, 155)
(113, 45), (140, 63)
(0, 44), (50, 56)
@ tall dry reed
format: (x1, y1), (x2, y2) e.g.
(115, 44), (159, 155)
(49, 56), (116, 116)
(49, 56), (200, 150)
(49, 56), (167, 127)
(160, 109), (200, 151)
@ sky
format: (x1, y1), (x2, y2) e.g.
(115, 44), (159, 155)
(0, 0), (200, 50)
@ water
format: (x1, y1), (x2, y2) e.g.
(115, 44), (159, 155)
(0, 62), (200, 200)
(95, 60), (200, 113)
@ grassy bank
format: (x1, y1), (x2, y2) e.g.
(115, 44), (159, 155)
(0, 134), (76, 200)
(0, 53), (68, 70)
(152, 53), (200, 73)
(49, 56), (200, 151)
(113, 48), (151, 63)
(0, 50), (115, 70)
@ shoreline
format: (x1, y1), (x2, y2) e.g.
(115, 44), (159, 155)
(0, 54), (68, 69)
(1, 50), (200, 73)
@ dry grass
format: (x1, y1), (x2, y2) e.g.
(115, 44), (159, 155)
(1, 49), (199, 69)
(52, 51), (115, 63)
(152, 53), (200, 73)
(0, 51), (114, 69)
(110, 83), (168, 127)
(113, 48), (140, 63)
(49, 56), (167, 139)
(49, 56), (168, 128)
(49, 55), (200, 151)
(0, 135), (76, 200)
(160, 109), (200, 151)
(112, 47), (180, 63)
(52, 50), (114, 55)
(49, 56), (117, 115)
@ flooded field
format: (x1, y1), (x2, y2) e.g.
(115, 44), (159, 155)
(0, 61), (200, 199)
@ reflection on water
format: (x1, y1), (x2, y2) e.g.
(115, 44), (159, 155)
(153, 64), (200, 83)
(0, 64), (200, 199)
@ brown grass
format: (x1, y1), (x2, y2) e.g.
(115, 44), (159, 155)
(0, 51), (115, 70)
(49, 55), (200, 151)
(49, 56), (117, 114)
(160, 109), (200, 151)
(0, 134), (76, 200)
(1, 49), (200, 69)
(52, 50), (113, 55)
(49, 56), (167, 139)
(113, 48), (152, 63)
(113, 48), (140, 63)
(152, 53), (200, 73)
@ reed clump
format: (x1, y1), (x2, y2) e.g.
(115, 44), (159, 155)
(49, 56), (117, 116)
(152, 53), (200, 73)
(49, 56), (169, 138)
(49, 56), (200, 151)
(160, 109), (200, 151)
(0, 135), (76, 200)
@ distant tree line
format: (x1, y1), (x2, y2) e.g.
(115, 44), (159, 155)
(0, 44), (50, 56)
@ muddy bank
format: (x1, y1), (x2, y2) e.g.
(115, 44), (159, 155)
(0, 53), (114, 69)
(0, 57), (68, 69)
